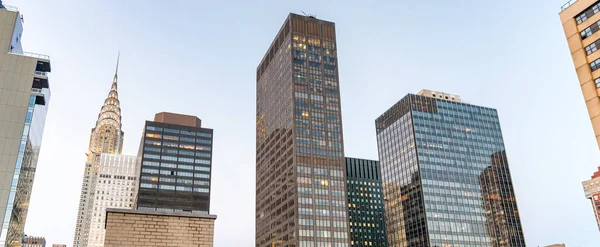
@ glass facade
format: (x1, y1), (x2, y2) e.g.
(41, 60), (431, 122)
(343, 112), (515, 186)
(345, 158), (387, 247)
(256, 13), (348, 247)
(136, 121), (213, 213)
(376, 94), (525, 247)
(2, 90), (49, 247)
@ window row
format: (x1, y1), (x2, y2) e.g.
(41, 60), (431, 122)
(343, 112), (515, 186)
(144, 140), (212, 150)
(141, 161), (210, 171)
(140, 168), (210, 178)
(576, 1), (600, 24)
(296, 147), (343, 157)
(140, 183), (209, 193)
(146, 126), (212, 138)
(298, 242), (347, 247)
(142, 154), (211, 164)
(298, 166), (344, 177)
(143, 147), (212, 158)
(145, 134), (212, 144)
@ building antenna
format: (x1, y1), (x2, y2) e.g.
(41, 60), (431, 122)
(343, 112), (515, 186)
(301, 11), (316, 19)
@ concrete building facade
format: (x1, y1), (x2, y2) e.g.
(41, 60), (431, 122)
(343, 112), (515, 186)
(560, 0), (600, 150)
(0, 5), (52, 247)
(22, 236), (45, 247)
(582, 166), (600, 230)
(86, 154), (138, 247)
(103, 208), (216, 247)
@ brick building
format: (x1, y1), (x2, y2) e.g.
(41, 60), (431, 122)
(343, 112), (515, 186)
(103, 208), (216, 247)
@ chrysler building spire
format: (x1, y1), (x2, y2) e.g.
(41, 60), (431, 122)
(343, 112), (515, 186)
(73, 53), (126, 247)
(92, 52), (124, 153)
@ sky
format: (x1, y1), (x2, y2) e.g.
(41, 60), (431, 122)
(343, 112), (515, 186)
(5, 0), (599, 246)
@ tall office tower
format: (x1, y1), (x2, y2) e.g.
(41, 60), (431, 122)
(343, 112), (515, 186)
(582, 166), (600, 231)
(344, 158), (387, 247)
(136, 112), (213, 213)
(0, 5), (52, 247)
(73, 55), (124, 247)
(86, 154), (137, 247)
(375, 90), (526, 247)
(560, 0), (600, 150)
(256, 13), (348, 247)
(558, 0), (600, 229)
(22, 236), (45, 247)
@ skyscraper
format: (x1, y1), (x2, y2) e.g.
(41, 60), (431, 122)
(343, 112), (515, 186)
(256, 13), (348, 247)
(375, 90), (526, 247)
(136, 112), (213, 213)
(560, 0), (600, 150)
(558, 0), (600, 229)
(73, 55), (124, 247)
(582, 166), (600, 231)
(345, 158), (387, 247)
(0, 5), (52, 247)
(86, 154), (138, 247)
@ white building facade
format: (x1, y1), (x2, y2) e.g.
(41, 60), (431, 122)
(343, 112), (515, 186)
(87, 154), (138, 247)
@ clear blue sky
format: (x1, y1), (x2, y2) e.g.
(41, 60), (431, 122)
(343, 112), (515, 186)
(8, 0), (599, 246)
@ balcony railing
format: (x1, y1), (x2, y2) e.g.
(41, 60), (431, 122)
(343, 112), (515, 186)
(561, 0), (578, 12)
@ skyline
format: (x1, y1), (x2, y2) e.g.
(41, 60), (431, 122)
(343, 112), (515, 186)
(6, 0), (600, 246)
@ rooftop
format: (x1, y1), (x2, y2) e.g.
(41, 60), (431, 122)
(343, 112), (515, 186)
(417, 89), (462, 103)
(153, 112), (202, 128)
(0, 4), (18, 12)
(561, 0), (578, 12)
(105, 208), (217, 219)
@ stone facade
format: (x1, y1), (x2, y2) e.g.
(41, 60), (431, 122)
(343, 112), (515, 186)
(104, 209), (216, 247)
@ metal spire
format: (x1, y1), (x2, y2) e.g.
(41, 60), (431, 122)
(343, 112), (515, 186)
(115, 51), (120, 77)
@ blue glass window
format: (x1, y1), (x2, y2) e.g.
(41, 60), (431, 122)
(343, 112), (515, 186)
(293, 50), (306, 58)
(325, 89), (338, 95)
(294, 58), (306, 65)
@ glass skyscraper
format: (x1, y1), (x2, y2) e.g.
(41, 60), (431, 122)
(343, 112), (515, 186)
(256, 13), (348, 247)
(136, 112), (213, 213)
(345, 158), (387, 247)
(375, 90), (525, 247)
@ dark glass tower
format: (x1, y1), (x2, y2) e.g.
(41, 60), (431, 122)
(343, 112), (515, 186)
(256, 13), (348, 247)
(345, 158), (387, 247)
(136, 112), (213, 213)
(375, 90), (526, 247)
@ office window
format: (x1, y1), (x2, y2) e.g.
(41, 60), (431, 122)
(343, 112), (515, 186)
(576, 2), (600, 24)
(159, 185), (175, 190)
(591, 58), (600, 71)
